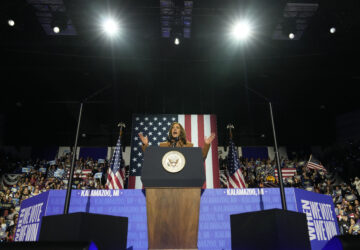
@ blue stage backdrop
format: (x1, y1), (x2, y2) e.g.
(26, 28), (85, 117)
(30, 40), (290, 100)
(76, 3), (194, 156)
(15, 188), (339, 250)
(78, 147), (108, 160)
(241, 146), (269, 160)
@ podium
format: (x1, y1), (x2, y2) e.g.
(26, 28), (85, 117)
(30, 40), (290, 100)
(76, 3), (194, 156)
(141, 146), (205, 250)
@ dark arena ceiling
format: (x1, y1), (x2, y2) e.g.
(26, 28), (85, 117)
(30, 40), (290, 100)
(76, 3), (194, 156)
(1, 0), (360, 147)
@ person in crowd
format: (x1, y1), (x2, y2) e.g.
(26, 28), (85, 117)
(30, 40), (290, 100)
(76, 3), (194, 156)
(353, 177), (360, 196)
(339, 215), (350, 235)
(0, 217), (7, 242)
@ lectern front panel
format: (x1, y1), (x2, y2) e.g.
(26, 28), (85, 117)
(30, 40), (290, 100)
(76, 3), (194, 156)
(141, 146), (205, 188)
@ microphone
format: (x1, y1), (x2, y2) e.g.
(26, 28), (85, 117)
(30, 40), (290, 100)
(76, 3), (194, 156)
(172, 136), (179, 148)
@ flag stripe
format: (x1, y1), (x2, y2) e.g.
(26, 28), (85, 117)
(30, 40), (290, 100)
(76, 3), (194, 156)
(203, 115), (212, 189)
(128, 176), (135, 189)
(235, 168), (245, 188)
(107, 169), (115, 189)
(191, 115), (198, 147)
(185, 114), (192, 143)
(197, 115), (207, 189)
(178, 115), (185, 134)
(198, 115), (205, 148)
(135, 176), (143, 189)
(210, 114), (220, 188)
(114, 171), (123, 188)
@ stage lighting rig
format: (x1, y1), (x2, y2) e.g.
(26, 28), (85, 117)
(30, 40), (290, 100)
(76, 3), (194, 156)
(160, 0), (193, 45)
(26, 0), (77, 36)
(50, 11), (68, 34)
(3, 0), (27, 30)
(281, 18), (297, 40)
(272, 2), (318, 40)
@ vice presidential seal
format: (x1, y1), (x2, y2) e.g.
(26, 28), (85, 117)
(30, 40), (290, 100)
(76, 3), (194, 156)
(162, 151), (186, 173)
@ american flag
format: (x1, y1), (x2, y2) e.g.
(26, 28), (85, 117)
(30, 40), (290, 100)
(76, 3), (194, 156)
(106, 135), (125, 189)
(219, 170), (229, 187)
(275, 168), (297, 178)
(66, 169), (92, 179)
(128, 114), (220, 189)
(306, 155), (327, 172)
(227, 140), (246, 188)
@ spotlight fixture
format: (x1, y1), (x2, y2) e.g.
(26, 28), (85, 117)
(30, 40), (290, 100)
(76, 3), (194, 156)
(51, 11), (68, 34)
(8, 19), (15, 27)
(170, 24), (183, 46)
(231, 20), (252, 41)
(282, 18), (297, 40)
(102, 17), (119, 37)
(53, 26), (60, 33)
(174, 37), (180, 45)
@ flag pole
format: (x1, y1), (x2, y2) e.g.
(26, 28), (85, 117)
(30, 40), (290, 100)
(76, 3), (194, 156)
(118, 122), (125, 138)
(227, 123), (234, 141)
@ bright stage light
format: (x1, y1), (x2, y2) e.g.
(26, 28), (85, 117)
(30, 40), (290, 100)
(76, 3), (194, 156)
(330, 27), (336, 34)
(53, 26), (60, 34)
(231, 20), (252, 41)
(102, 17), (119, 37)
(289, 33), (295, 40)
(8, 19), (15, 27)
(174, 37), (180, 45)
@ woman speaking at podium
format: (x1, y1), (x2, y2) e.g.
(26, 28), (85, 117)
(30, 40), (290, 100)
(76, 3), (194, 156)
(139, 122), (215, 160)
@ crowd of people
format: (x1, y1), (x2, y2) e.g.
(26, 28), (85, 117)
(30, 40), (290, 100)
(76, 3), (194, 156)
(0, 147), (359, 242)
(219, 155), (360, 236)
(0, 153), (111, 242)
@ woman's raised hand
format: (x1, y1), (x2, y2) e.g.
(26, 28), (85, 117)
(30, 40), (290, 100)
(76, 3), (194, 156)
(138, 132), (149, 145)
(205, 133), (216, 145)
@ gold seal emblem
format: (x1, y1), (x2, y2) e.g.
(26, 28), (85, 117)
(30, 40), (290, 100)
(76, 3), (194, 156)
(162, 151), (186, 173)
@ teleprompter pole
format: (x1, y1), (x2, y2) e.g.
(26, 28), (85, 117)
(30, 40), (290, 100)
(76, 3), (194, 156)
(269, 101), (287, 210)
(64, 102), (83, 214)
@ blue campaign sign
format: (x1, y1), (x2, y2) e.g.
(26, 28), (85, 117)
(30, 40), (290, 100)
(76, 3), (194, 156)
(22, 168), (30, 173)
(54, 169), (64, 178)
(98, 159), (105, 164)
(16, 188), (338, 250)
(294, 188), (339, 250)
(48, 160), (56, 165)
(94, 172), (102, 179)
(39, 168), (47, 173)
(15, 191), (49, 242)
